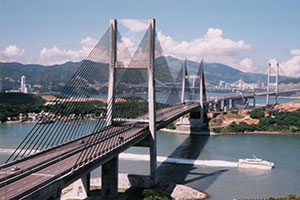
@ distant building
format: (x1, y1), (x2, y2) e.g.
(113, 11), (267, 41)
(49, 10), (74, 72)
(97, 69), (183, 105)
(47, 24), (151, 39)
(5, 89), (20, 93)
(20, 75), (32, 94)
(219, 81), (225, 88)
(230, 79), (259, 90)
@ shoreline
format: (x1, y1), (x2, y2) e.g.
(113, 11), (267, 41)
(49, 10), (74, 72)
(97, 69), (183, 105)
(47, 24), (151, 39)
(2, 120), (37, 124)
(160, 128), (300, 136)
(1, 118), (100, 125)
(61, 174), (209, 200)
(3, 122), (300, 136)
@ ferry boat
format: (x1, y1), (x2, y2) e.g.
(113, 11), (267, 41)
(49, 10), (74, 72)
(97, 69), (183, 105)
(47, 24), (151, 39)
(238, 155), (274, 169)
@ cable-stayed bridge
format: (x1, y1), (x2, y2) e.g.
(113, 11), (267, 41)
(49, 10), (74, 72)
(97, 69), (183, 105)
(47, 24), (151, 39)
(0, 18), (297, 200)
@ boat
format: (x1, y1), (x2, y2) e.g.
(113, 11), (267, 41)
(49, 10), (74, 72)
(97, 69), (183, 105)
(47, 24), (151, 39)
(238, 155), (274, 169)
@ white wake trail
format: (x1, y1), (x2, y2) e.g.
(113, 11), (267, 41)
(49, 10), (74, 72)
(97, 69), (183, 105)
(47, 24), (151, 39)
(119, 153), (237, 168)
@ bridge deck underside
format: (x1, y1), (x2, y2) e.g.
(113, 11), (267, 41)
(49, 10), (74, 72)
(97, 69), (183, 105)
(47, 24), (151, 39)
(0, 103), (199, 199)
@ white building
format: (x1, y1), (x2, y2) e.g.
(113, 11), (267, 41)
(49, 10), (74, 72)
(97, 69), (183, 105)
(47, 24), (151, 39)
(20, 75), (32, 94)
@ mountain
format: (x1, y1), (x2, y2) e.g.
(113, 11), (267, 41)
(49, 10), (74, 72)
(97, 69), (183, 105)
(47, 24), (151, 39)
(165, 56), (288, 86)
(0, 61), (109, 93)
(0, 57), (291, 93)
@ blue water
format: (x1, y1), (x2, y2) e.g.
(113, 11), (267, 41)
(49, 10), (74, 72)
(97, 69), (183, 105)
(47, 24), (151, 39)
(0, 123), (299, 199)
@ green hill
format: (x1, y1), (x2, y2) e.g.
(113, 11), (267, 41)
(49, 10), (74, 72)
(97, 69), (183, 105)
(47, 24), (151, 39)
(0, 93), (45, 106)
(0, 57), (292, 93)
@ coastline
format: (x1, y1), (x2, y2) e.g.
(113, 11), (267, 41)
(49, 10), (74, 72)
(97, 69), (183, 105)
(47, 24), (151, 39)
(1, 118), (100, 125)
(3, 122), (300, 136)
(3, 120), (37, 124)
(61, 174), (209, 200)
(160, 128), (300, 136)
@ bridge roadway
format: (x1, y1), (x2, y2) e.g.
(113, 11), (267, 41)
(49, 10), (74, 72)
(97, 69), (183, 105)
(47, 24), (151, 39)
(0, 102), (200, 200)
(208, 89), (300, 102)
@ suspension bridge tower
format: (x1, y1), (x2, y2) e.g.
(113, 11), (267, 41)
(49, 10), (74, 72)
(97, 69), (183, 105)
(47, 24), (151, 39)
(266, 62), (279, 105)
(177, 58), (207, 134)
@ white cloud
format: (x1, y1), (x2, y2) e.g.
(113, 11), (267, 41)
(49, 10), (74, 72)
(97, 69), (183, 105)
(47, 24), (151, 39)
(39, 46), (83, 65)
(240, 58), (254, 72)
(38, 36), (105, 65)
(156, 28), (251, 68)
(81, 36), (98, 49)
(38, 35), (137, 66)
(37, 27), (252, 69)
(0, 45), (25, 62)
(291, 49), (300, 56)
(269, 49), (300, 77)
(119, 19), (148, 32)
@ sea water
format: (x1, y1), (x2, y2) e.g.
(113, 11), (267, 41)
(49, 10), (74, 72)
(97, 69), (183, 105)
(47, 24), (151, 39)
(0, 123), (299, 200)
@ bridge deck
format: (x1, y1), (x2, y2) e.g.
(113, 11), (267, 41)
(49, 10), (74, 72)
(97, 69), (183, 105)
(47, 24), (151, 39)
(0, 103), (199, 199)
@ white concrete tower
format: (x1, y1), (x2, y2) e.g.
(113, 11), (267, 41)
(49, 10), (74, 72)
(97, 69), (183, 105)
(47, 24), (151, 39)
(266, 63), (271, 105)
(276, 63), (279, 95)
(181, 58), (187, 103)
(148, 18), (157, 187)
(106, 19), (117, 126)
(20, 75), (27, 93)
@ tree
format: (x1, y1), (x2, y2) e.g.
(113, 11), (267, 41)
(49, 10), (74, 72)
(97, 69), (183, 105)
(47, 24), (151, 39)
(248, 108), (265, 119)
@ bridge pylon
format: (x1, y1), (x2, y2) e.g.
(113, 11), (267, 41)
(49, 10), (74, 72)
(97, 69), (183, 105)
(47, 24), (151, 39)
(102, 19), (119, 200)
(266, 62), (279, 105)
(177, 58), (207, 133)
(148, 18), (157, 187)
(104, 18), (158, 195)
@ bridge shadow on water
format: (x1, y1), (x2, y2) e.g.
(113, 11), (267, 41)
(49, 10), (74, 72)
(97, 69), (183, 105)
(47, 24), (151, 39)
(156, 125), (229, 193)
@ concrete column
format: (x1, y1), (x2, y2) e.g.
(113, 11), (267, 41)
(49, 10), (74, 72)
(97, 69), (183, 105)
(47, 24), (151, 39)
(214, 100), (221, 111)
(66, 173), (90, 199)
(237, 98), (244, 107)
(80, 173), (90, 197)
(148, 18), (157, 187)
(101, 156), (119, 200)
(276, 63), (279, 95)
(199, 59), (204, 121)
(221, 99), (225, 111)
(275, 63), (279, 102)
(231, 99), (236, 109)
(244, 98), (249, 108)
(229, 99), (233, 109)
(253, 96), (256, 108)
(181, 58), (186, 104)
(107, 19), (117, 126)
(225, 99), (230, 108)
(266, 63), (271, 105)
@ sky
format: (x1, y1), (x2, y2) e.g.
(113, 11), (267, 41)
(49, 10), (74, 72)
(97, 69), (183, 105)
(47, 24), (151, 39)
(0, 0), (300, 76)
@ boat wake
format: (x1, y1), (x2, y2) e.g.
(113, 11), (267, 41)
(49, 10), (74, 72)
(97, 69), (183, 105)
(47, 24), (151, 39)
(0, 149), (238, 168)
(0, 148), (39, 155)
(0, 148), (16, 154)
(119, 153), (238, 168)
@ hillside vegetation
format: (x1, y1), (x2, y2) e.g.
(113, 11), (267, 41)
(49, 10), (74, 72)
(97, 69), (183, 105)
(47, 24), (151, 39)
(212, 107), (300, 133)
(1, 57), (292, 93)
(0, 93), (45, 105)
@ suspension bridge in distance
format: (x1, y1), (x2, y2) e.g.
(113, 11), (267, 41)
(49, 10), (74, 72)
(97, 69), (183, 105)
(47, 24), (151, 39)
(0, 18), (298, 200)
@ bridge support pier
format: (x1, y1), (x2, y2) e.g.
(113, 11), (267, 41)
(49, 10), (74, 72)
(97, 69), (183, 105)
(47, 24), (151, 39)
(221, 99), (229, 112)
(231, 98), (244, 109)
(81, 172), (91, 197)
(71, 172), (91, 199)
(214, 100), (221, 111)
(253, 96), (256, 107)
(101, 155), (119, 200)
